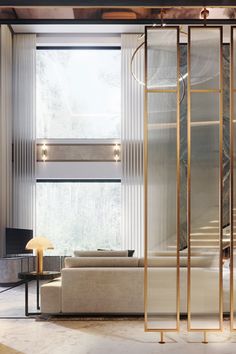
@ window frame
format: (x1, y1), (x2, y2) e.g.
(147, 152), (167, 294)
(36, 46), (121, 50)
(36, 178), (121, 183)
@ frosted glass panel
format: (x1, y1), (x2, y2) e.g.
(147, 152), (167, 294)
(147, 93), (177, 329)
(189, 27), (222, 331)
(233, 91), (236, 329)
(190, 28), (220, 90)
(147, 29), (177, 90)
(191, 94), (219, 232)
(191, 94), (219, 122)
(148, 94), (177, 252)
(232, 27), (236, 330)
(190, 95), (220, 329)
(145, 27), (179, 330)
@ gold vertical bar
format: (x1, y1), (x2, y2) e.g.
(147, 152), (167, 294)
(144, 25), (148, 332)
(219, 26), (224, 332)
(230, 26), (235, 332)
(202, 331), (208, 344)
(176, 26), (180, 332)
(144, 26), (180, 333)
(159, 331), (165, 344)
(187, 25), (192, 332)
(187, 26), (223, 333)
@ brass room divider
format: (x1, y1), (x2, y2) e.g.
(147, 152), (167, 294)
(144, 25), (226, 341)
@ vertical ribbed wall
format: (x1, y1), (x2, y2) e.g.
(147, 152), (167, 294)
(12, 34), (36, 231)
(0, 26), (12, 256)
(121, 34), (144, 257)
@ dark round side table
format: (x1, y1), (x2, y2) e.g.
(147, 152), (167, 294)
(18, 271), (61, 316)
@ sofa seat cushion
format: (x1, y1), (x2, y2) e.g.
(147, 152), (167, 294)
(65, 257), (139, 268)
(138, 255), (218, 268)
(61, 268), (144, 313)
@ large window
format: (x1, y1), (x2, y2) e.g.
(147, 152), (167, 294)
(36, 181), (121, 255)
(36, 48), (121, 139)
(36, 45), (121, 254)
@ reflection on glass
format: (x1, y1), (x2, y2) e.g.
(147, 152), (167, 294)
(36, 49), (121, 139)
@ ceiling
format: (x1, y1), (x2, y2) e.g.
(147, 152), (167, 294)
(0, 7), (235, 21)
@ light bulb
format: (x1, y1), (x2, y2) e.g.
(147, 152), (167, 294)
(41, 144), (48, 162)
(113, 144), (120, 162)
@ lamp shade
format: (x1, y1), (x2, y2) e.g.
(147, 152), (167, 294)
(25, 236), (54, 251)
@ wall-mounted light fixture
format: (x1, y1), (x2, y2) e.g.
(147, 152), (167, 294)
(41, 144), (48, 162)
(114, 144), (120, 162)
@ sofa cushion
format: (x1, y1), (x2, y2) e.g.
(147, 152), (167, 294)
(74, 250), (129, 257)
(128, 250), (135, 257)
(61, 268), (144, 314)
(149, 250), (218, 257)
(65, 256), (139, 268)
(98, 249), (135, 257)
(138, 257), (177, 267)
(138, 255), (218, 268)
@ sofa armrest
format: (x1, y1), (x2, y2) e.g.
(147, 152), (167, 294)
(41, 280), (62, 314)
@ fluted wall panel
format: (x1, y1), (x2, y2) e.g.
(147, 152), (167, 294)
(0, 26), (12, 256)
(121, 34), (144, 257)
(12, 34), (36, 231)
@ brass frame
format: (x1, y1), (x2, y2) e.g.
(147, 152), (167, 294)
(230, 26), (236, 332)
(144, 26), (180, 334)
(187, 26), (223, 333)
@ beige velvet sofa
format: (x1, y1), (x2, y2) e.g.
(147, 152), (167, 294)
(40, 251), (230, 315)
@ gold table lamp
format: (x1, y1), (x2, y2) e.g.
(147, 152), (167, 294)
(26, 236), (54, 273)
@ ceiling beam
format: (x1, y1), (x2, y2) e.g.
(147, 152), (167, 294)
(14, 8), (74, 18)
(0, 8), (17, 18)
(0, 1), (236, 8)
(3, 18), (236, 24)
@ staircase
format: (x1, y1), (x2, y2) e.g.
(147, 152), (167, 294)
(167, 217), (231, 254)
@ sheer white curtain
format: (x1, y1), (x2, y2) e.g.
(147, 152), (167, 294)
(0, 26), (12, 256)
(12, 34), (36, 231)
(121, 34), (144, 257)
